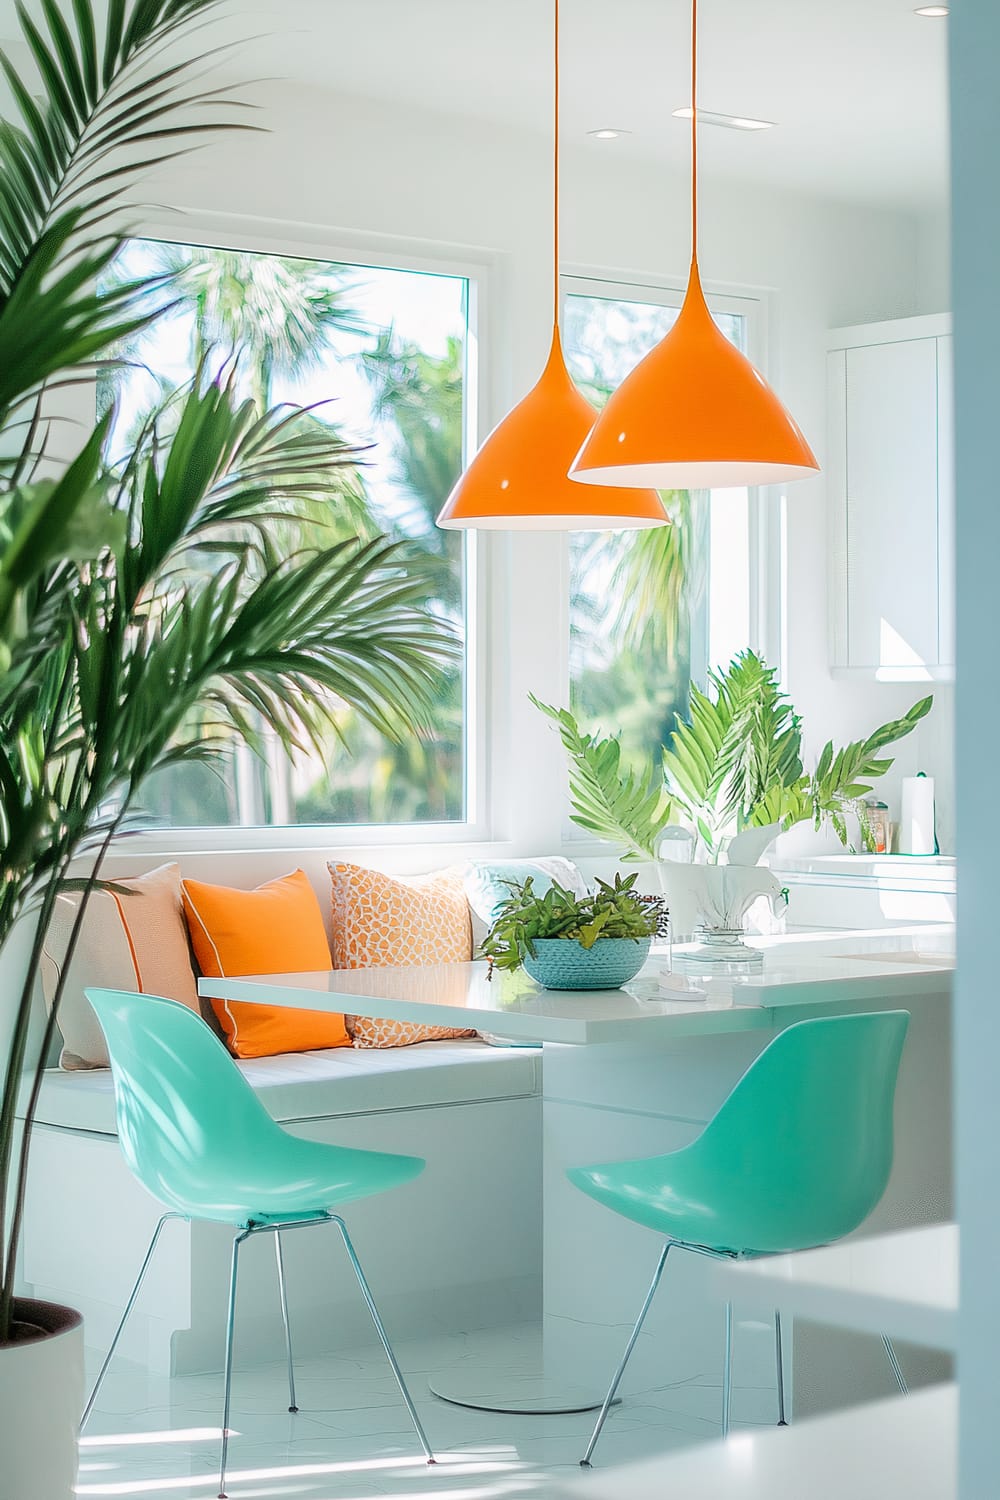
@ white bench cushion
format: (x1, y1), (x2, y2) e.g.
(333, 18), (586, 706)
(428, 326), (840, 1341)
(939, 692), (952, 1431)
(32, 1039), (540, 1136)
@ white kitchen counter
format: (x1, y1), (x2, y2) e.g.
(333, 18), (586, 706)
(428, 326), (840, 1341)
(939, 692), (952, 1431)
(555, 1385), (955, 1500)
(772, 855), (956, 888)
(714, 1223), (958, 1351)
(768, 856), (956, 929)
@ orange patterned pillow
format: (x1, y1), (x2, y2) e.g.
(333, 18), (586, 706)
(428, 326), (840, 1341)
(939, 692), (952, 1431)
(328, 863), (477, 1048)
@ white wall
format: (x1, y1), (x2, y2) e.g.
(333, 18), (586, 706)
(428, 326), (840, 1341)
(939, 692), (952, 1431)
(130, 79), (954, 862)
(918, 208), (952, 313)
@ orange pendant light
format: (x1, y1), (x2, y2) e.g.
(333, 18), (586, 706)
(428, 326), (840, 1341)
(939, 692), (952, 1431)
(437, 1), (667, 531)
(569, 0), (819, 491)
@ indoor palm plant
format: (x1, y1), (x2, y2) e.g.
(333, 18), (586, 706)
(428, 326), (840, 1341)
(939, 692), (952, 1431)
(536, 651), (932, 951)
(537, 651), (932, 860)
(0, 5), (455, 1495)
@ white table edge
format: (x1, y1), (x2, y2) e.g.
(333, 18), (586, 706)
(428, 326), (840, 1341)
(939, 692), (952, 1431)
(553, 1383), (956, 1498)
(197, 969), (777, 1046)
(712, 1224), (958, 1352)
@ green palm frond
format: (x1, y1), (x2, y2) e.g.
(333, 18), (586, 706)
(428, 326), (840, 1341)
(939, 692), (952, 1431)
(661, 652), (803, 852)
(532, 696), (671, 860)
(110, 371), (380, 595)
(0, 0), (245, 270)
(604, 491), (690, 662)
(536, 651), (931, 862)
(362, 330), (464, 511)
(0, 215), (160, 430)
(0, 409), (120, 660)
(0, 0), (253, 428)
(86, 375), (457, 784)
(808, 697), (933, 843)
(359, 329), (465, 606)
(148, 244), (366, 409)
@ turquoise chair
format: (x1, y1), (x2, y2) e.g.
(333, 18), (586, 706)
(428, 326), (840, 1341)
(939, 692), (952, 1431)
(80, 989), (436, 1497)
(570, 1010), (911, 1466)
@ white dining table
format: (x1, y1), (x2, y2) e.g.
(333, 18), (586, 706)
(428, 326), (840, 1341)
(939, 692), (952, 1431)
(199, 933), (953, 1424)
(712, 1222), (958, 1352)
(553, 1384), (956, 1500)
(202, 954), (753, 1046)
(198, 931), (953, 1048)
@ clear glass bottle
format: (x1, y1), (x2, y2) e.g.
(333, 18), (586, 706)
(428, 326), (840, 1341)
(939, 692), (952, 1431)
(863, 798), (890, 854)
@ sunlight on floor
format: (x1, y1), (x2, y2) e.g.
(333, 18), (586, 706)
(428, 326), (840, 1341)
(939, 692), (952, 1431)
(76, 1322), (739, 1498)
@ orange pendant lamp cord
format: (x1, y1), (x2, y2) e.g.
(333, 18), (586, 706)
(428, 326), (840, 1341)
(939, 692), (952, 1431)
(553, 0), (560, 330)
(568, 0), (819, 491)
(690, 0), (698, 266)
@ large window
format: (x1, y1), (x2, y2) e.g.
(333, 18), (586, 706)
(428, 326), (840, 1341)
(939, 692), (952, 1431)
(562, 278), (754, 777)
(100, 240), (471, 829)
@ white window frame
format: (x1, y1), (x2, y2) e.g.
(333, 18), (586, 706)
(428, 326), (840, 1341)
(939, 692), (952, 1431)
(107, 209), (494, 855)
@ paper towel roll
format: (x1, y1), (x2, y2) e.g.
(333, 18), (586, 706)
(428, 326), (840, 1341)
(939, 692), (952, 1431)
(899, 774), (936, 855)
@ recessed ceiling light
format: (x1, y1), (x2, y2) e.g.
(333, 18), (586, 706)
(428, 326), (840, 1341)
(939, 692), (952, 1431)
(914, 5), (949, 14)
(587, 128), (631, 140)
(672, 107), (773, 132)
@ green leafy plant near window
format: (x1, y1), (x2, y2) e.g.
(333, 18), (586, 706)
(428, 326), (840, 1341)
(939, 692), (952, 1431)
(482, 873), (662, 975)
(535, 651), (932, 862)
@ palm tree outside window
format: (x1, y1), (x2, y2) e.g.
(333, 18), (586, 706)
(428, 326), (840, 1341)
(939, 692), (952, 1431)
(99, 239), (469, 828)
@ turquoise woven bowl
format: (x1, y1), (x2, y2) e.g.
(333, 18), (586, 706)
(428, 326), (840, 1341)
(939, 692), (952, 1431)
(523, 937), (651, 991)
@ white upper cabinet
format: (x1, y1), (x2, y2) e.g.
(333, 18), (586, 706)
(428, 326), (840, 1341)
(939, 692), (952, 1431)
(828, 314), (954, 680)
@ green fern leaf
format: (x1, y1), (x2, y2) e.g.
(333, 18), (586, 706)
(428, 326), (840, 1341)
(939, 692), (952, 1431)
(532, 696), (671, 860)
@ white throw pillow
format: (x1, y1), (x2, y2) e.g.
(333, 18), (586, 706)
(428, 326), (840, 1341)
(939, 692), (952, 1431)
(41, 862), (202, 1069)
(463, 856), (589, 950)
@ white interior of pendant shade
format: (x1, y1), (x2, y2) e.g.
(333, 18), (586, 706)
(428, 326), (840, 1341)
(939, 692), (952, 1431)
(570, 459), (821, 489)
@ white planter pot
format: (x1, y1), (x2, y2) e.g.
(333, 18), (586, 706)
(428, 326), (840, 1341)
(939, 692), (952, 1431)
(0, 1298), (83, 1500)
(654, 861), (783, 933)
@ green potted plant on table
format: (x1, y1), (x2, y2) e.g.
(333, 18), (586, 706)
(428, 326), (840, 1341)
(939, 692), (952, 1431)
(0, 5), (455, 1496)
(536, 651), (932, 959)
(482, 873), (662, 990)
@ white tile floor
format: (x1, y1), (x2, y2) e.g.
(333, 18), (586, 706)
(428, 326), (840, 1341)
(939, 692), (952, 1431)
(78, 1323), (780, 1498)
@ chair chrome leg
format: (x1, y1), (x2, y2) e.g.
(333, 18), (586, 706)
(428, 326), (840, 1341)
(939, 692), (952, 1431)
(81, 1212), (181, 1430)
(723, 1300), (734, 1437)
(274, 1232), (298, 1413)
(218, 1229), (250, 1500)
(580, 1242), (672, 1468)
(881, 1334), (908, 1395)
(332, 1216), (435, 1465)
(775, 1310), (788, 1425)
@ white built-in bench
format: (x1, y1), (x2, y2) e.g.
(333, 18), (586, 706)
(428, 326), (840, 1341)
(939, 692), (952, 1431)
(32, 1038), (539, 1132)
(22, 1038), (542, 1374)
(17, 849), (579, 1375)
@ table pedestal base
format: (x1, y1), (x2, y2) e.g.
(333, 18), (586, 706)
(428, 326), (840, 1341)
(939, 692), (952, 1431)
(428, 1364), (616, 1414)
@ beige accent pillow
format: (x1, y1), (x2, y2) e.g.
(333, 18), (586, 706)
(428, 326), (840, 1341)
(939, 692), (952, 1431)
(328, 862), (477, 1048)
(41, 862), (202, 1070)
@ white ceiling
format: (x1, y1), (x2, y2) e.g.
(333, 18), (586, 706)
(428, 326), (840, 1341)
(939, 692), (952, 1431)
(1, 0), (951, 213)
(229, 0), (950, 213)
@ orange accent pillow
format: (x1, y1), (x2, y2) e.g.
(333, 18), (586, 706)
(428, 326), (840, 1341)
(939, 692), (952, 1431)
(328, 863), (477, 1048)
(182, 870), (350, 1059)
